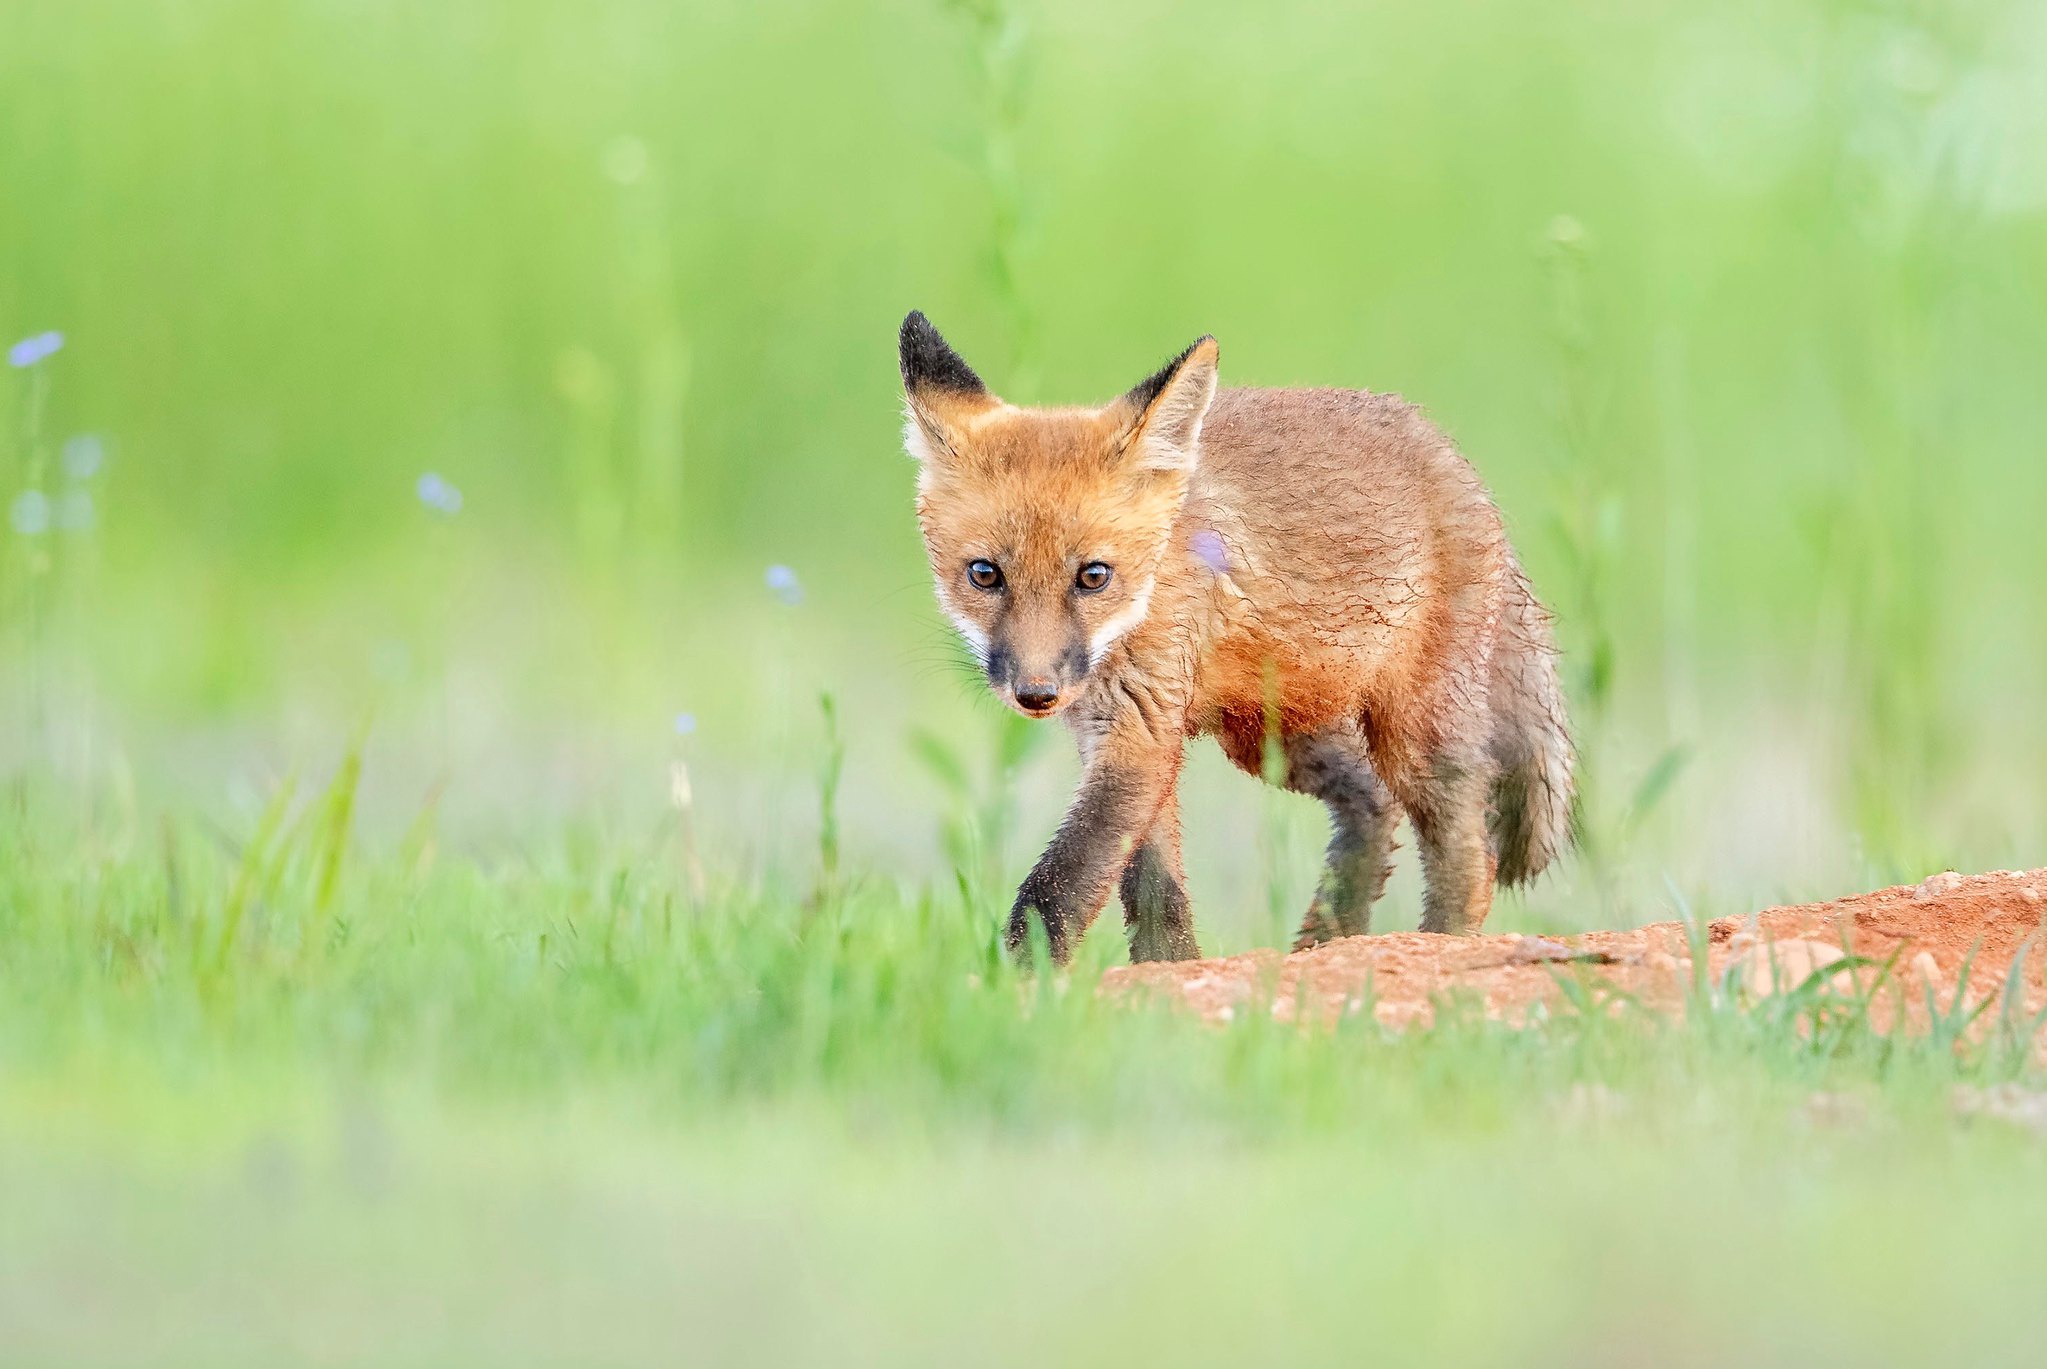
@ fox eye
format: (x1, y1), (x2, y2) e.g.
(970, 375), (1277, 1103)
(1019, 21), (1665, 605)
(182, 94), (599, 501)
(966, 559), (1003, 592)
(1075, 562), (1113, 593)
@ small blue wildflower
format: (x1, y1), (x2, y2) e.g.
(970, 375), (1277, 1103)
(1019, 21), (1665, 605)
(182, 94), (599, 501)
(673, 712), (697, 737)
(1191, 528), (1230, 574)
(7, 332), (63, 368)
(62, 434), (105, 481)
(765, 563), (803, 605)
(56, 489), (94, 532)
(10, 490), (50, 536)
(415, 471), (463, 516)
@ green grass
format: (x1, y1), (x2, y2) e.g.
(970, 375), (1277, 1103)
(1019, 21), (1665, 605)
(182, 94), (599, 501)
(3, 760), (2046, 1364)
(4, 0), (2047, 1359)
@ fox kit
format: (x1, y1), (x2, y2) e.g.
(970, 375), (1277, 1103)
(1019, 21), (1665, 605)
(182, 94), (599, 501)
(899, 311), (1573, 965)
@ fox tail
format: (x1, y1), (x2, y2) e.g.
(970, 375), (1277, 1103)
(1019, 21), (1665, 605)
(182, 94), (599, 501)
(1487, 561), (1576, 885)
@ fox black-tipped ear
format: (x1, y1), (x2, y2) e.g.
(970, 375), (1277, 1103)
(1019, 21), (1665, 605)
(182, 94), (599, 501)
(899, 311), (997, 465)
(899, 311), (986, 397)
(1116, 336), (1218, 474)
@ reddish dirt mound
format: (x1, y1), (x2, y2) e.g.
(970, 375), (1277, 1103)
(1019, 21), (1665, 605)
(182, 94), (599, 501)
(1103, 869), (2047, 1033)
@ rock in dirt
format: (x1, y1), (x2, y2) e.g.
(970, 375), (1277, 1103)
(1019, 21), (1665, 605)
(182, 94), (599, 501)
(1725, 937), (1845, 998)
(1505, 937), (1627, 966)
(1915, 870), (1966, 903)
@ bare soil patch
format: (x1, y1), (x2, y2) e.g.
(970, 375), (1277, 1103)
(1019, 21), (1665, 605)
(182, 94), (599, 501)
(1103, 869), (2047, 1032)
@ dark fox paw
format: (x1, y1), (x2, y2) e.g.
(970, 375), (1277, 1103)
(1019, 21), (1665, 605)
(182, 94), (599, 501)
(1292, 896), (1371, 952)
(1292, 906), (1338, 953)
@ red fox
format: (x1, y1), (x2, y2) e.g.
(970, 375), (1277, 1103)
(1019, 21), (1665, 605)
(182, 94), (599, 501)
(899, 312), (1573, 964)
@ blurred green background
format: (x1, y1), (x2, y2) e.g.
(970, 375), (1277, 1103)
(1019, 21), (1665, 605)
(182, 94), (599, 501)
(5, 0), (2046, 927)
(7, 4), (2047, 1363)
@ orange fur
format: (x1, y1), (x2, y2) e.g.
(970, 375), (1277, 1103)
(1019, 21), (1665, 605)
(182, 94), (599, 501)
(899, 312), (1574, 963)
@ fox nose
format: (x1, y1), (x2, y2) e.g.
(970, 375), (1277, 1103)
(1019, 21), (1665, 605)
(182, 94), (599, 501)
(1014, 679), (1060, 713)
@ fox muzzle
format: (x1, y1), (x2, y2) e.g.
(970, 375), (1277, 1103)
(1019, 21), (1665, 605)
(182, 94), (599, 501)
(986, 637), (1089, 718)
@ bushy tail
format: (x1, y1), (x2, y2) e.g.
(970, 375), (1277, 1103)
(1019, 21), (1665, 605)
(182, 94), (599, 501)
(1487, 562), (1575, 885)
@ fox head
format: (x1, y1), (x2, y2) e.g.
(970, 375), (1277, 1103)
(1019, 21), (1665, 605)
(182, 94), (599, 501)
(899, 311), (1218, 719)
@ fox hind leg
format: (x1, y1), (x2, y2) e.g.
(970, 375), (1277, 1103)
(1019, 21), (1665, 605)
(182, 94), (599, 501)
(1284, 727), (1402, 949)
(1397, 743), (1498, 935)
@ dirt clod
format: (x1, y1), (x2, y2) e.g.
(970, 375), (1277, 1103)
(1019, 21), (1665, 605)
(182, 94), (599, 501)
(1644, 950), (1685, 977)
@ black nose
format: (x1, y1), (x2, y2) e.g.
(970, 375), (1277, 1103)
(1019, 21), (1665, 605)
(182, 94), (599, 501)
(1014, 681), (1059, 712)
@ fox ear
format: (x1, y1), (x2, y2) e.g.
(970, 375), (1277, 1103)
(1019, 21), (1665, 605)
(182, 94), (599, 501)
(899, 311), (995, 464)
(1115, 336), (1218, 474)
(900, 310), (986, 397)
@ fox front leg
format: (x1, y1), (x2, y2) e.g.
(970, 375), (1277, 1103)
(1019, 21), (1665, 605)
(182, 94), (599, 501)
(1007, 734), (1180, 967)
(1119, 776), (1198, 963)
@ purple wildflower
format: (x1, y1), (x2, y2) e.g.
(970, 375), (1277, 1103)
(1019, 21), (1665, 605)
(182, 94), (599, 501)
(673, 712), (698, 737)
(1191, 528), (1230, 574)
(765, 563), (803, 605)
(415, 471), (463, 516)
(7, 332), (63, 368)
